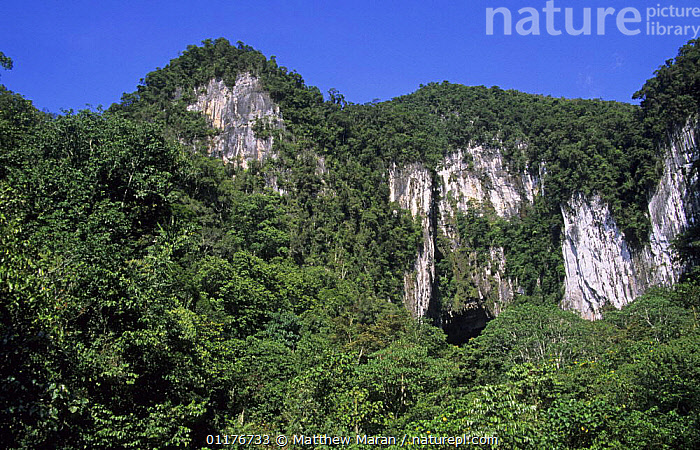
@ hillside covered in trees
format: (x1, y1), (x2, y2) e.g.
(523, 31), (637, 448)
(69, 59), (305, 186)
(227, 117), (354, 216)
(1, 39), (699, 448)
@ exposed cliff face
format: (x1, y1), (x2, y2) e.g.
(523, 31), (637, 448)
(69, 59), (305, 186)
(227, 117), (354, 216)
(436, 147), (540, 323)
(560, 194), (647, 319)
(187, 74), (283, 168)
(389, 146), (540, 323)
(647, 121), (700, 283)
(394, 121), (698, 326)
(388, 163), (436, 317)
(436, 147), (539, 221)
(561, 121), (699, 319)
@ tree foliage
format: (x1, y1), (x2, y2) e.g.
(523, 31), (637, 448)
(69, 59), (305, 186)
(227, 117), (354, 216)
(1, 38), (699, 448)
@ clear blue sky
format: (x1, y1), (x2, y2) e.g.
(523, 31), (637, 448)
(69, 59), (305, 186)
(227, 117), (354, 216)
(1, 0), (698, 113)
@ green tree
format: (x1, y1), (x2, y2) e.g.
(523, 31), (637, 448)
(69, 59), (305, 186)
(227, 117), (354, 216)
(0, 51), (12, 72)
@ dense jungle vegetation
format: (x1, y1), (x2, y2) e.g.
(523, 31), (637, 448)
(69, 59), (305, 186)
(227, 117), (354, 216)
(1, 38), (699, 448)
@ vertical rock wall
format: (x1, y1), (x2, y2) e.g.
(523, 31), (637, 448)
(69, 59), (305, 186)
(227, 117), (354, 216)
(647, 122), (700, 284)
(436, 147), (539, 221)
(389, 146), (540, 320)
(560, 194), (646, 319)
(187, 74), (283, 168)
(388, 163), (436, 317)
(561, 121), (699, 319)
(394, 122), (698, 326)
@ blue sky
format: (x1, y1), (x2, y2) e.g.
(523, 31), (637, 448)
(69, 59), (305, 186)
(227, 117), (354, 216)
(1, 0), (698, 113)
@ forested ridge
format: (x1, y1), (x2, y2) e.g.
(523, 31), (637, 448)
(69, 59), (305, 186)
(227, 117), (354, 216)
(1, 38), (699, 448)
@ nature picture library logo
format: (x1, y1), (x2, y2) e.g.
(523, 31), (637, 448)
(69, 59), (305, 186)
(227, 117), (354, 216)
(485, 1), (700, 37)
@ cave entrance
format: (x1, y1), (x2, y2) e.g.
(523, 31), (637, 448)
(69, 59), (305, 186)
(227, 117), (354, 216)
(441, 308), (490, 345)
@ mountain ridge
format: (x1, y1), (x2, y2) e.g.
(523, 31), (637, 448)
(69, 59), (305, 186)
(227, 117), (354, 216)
(110, 37), (699, 339)
(2, 36), (700, 449)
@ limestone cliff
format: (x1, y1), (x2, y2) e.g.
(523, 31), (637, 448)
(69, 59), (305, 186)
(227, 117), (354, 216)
(188, 73), (699, 332)
(187, 74), (283, 168)
(393, 120), (698, 326)
(562, 121), (699, 319)
(388, 163), (436, 318)
(436, 147), (539, 221)
(389, 145), (540, 326)
(560, 194), (648, 319)
(647, 121), (700, 284)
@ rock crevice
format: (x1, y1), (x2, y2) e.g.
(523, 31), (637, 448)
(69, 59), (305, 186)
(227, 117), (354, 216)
(389, 146), (540, 322)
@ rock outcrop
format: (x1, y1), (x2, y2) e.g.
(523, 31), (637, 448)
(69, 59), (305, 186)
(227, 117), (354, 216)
(560, 194), (647, 319)
(561, 121), (699, 319)
(191, 73), (699, 332)
(389, 145), (540, 323)
(436, 147), (539, 221)
(393, 121), (698, 325)
(187, 74), (283, 168)
(388, 162), (436, 318)
(647, 121), (700, 284)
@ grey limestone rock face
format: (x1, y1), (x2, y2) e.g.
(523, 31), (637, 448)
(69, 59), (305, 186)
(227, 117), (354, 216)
(647, 121), (700, 284)
(436, 147), (540, 318)
(437, 147), (540, 220)
(388, 162), (436, 318)
(560, 194), (646, 319)
(561, 121), (699, 319)
(388, 146), (540, 320)
(187, 74), (283, 168)
(392, 120), (699, 326)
